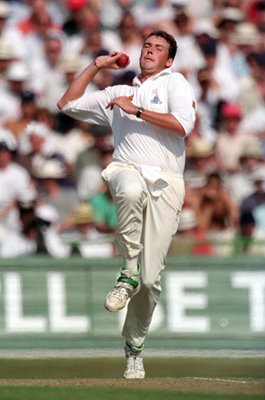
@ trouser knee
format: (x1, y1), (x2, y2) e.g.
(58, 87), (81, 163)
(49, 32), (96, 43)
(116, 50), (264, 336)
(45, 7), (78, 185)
(116, 181), (146, 208)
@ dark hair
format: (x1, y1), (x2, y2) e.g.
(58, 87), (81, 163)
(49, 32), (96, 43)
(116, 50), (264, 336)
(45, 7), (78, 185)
(145, 30), (177, 60)
(239, 211), (255, 227)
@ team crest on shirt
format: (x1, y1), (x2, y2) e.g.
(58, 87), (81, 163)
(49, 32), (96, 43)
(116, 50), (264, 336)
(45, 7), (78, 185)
(150, 90), (162, 104)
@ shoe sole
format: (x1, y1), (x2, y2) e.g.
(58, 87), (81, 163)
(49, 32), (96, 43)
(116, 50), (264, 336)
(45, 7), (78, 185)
(124, 373), (145, 379)
(104, 284), (140, 312)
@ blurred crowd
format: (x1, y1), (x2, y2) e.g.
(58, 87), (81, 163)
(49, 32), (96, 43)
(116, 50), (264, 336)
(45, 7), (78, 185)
(0, 0), (264, 258)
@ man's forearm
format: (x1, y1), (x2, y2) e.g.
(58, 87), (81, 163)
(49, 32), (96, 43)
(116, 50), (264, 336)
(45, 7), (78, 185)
(57, 52), (124, 110)
(57, 61), (99, 109)
(106, 96), (187, 137)
(139, 109), (186, 137)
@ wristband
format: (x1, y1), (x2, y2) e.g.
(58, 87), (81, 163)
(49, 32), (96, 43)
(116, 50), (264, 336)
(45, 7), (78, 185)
(94, 59), (100, 69)
(136, 106), (144, 118)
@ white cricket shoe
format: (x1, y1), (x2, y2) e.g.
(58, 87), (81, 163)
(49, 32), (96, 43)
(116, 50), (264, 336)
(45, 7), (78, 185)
(124, 344), (145, 379)
(104, 281), (140, 312)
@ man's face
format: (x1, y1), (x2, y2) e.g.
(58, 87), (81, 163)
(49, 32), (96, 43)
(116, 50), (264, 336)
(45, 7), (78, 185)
(139, 35), (173, 76)
(0, 149), (11, 169)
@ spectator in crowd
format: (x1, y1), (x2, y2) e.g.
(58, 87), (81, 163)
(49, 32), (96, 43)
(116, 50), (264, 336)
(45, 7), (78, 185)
(31, 154), (79, 220)
(214, 6), (244, 71)
(0, 62), (29, 127)
(41, 53), (83, 115)
(0, 213), (39, 257)
(229, 22), (261, 83)
(185, 136), (217, 189)
(0, 40), (15, 77)
(17, 121), (64, 175)
(61, 119), (96, 172)
(62, 0), (87, 37)
(16, 0), (60, 37)
(0, 0), (264, 259)
(237, 50), (265, 115)
(194, 66), (220, 142)
(171, 7), (206, 76)
(4, 88), (37, 141)
(0, 1), (27, 61)
(223, 135), (264, 205)
(169, 206), (214, 255)
(6, 61), (30, 97)
(232, 210), (265, 255)
(0, 193), (68, 258)
(241, 166), (265, 224)
(216, 102), (250, 173)
(0, 137), (35, 232)
(89, 180), (117, 234)
(114, 11), (142, 74)
(199, 36), (239, 101)
(28, 34), (66, 107)
(132, 0), (176, 32)
(57, 203), (115, 257)
(189, 171), (239, 232)
(77, 131), (114, 201)
(246, 0), (265, 33)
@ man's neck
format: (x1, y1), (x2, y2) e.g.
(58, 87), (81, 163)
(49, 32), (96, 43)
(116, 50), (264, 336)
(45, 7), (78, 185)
(139, 67), (169, 83)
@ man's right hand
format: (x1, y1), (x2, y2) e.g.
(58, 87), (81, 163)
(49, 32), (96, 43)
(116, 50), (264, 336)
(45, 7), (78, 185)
(94, 52), (130, 70)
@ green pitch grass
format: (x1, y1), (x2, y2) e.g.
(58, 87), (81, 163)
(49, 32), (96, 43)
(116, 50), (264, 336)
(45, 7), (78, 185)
(0, 386), (264, 400)
(0, 357), (264, 400)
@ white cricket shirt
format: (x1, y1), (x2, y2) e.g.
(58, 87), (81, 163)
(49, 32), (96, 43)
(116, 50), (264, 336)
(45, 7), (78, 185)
(62, 68), (196, 175)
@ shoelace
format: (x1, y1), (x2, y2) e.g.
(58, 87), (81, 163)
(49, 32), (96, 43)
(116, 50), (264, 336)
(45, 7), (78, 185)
(126, 355), (144, 372)
(111, 287), (129, 301)
(134, 357), (144, 371)
(126, 357), (136, 372)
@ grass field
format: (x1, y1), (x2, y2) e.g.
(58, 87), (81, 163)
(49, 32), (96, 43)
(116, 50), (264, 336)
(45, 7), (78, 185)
(0, 356), (264, 400)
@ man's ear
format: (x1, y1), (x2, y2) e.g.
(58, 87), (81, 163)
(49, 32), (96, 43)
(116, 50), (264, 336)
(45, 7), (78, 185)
(165, 58), (174, 68)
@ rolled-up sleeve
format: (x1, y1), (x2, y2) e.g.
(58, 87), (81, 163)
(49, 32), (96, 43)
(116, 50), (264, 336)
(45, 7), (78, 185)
(168, 74), (197, 136)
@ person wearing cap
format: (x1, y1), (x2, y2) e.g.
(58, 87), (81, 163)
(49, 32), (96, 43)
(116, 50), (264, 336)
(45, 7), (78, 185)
(216, 102), (250, 173)
(0, 61), (31, 128)
(0, 1), (27, 61)
(57, 202), (115, 258)
(31, 154), (79, 221)
(57, 30), (196, 379)
(184, 136), (217, 189)
(229, 22), (261, 81)
(17, 121), (51, 167)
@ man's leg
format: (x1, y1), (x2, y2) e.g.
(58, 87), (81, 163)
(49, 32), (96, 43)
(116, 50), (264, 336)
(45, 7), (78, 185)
(104, 166), (148, 311)
(122, 175), (185, 349)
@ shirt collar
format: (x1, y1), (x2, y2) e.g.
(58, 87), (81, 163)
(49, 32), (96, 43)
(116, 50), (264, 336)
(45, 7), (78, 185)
(133, 67), (172, 87)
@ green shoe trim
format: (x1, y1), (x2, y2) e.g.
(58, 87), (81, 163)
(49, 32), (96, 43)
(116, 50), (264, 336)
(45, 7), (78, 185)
(118, 263), (141, 287)
(118, 276), (139, 288)
(126, 342), (144, 353)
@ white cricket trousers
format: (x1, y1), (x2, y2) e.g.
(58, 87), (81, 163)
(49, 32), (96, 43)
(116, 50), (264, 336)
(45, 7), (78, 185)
(104, 163), (185, 349)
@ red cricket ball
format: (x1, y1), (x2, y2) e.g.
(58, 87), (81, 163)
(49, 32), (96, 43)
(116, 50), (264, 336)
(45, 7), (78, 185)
(116, 54), (130, 68)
